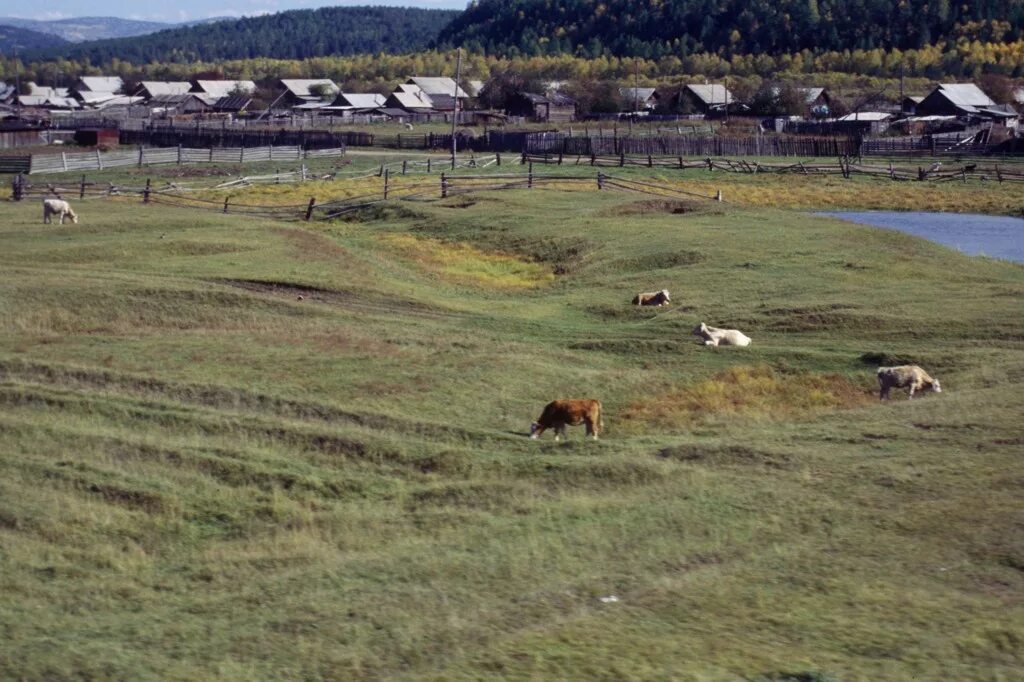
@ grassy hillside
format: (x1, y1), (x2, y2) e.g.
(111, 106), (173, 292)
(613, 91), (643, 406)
(1, 175), (1022, 678)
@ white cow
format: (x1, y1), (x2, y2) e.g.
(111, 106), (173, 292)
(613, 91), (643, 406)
(877, 365), (941, 400)
(692, 322), (751, 347)
(42, 199), (78, 225)
(632, 289), (671, 306)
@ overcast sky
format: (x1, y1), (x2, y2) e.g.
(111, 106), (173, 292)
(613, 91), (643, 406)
(4, 1), (468, 23)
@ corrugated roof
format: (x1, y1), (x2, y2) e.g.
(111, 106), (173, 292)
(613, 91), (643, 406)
(213, 96), (252, 112)
(387, 91), (434, 110)
(280, 79), (338, 98)
(684, 84), (734, 106)
(407, 77), (467, 98)
(193, 80), (256, 97)
(142, 81), (192, 97)
(77, 76), (123, 92)
(333, 93), (386, 108)
(837, 111), (893, 121)
(620, 87), (657, 101)
(797, 87), (825, 103)
(936, 83), (996, 107)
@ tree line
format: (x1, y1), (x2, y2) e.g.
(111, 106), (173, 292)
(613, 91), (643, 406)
(439, 0), (1024, 59)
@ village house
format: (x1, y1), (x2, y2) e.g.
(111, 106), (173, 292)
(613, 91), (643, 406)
(18, 83), (80, 109)
(138, 81), (192, 100)
(619, 87), (658, 112)
(505, 91), (576, 123)
(400, 77), (468, 111)
(797, 87), (832, 117)
(669, 84), (739, 116)
(323, 93), (387, 115)
(385, 83), (435, 113)
(192, 80), (257, 99)
(148, 93), (213, 115)
(279, 79), (338, 109)
(916, 83), (1017, 127)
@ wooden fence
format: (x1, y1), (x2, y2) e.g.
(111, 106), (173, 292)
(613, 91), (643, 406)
(524, 133), (859, 157)
(520, 152), (1024, 183)
(1, 144), (345, 175)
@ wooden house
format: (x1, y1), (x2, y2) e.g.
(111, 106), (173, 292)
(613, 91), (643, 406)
(505, 92), (576, 122)
(916, 83), (1017, 126)
(619, 87), (658, 111)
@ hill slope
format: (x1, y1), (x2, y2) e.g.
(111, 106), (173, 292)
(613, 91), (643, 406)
(0, 24), (67, 52)
(0, 16), (171, 42)
(438, 0), (1024, 57)
(29, 6), (461, 64)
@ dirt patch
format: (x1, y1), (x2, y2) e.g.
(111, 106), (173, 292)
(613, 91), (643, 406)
(657, 443), (793, 469)
(439, 196), (478, 209)
(616, 251), (706, 271)
(379, 234), (554, 289)
(607, 199), (706, 216)
(620, 365), (873, 430)
(332, 203), (424, 223)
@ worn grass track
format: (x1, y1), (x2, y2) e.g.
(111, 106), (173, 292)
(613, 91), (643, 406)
(1, 181), (1022, 680)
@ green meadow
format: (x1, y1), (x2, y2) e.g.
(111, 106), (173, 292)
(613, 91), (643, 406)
(1, 167), (1022, 679)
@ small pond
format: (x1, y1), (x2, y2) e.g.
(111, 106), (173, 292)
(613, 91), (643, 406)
(821, 211), (1024, 263)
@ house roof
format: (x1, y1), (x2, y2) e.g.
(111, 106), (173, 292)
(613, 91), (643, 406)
(142, 81), (192, 97)
(280, 79), (337, 99)
(27, 83), (70, 98)
(406, 77), (467, 98)
(387, 91), (434, 110)
(619, 87), (657, 102)
(76, 91), (120, 104)
(332, 93), (386, 109)
(797, 87), (826, 103)
(519, 91), (575, 106)
(837, 111), (893, 122)
(77, 76), (123, 92)
(1014, 88), (1024, 105)
(193, 80), (257, 97)
(904, 96), (925, 104)
(934, 83), (996, 108)
(0, 84), (14, 102)
(684, 84), (734, 106)
(94, 95), (144, 109)
(148, 93), (210, 108)
(466, 79), (485, 97)
(213, 95), (252, 112)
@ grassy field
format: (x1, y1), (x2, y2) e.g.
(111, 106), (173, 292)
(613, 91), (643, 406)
(1, 167), (1023, 679)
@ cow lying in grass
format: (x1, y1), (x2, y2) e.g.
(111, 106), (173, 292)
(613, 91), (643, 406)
(530, 399), (603, 441)
(632, 289), (671, 306)
(877, 365), (941, 400)
(42, 199), (78, 225)
(692, 322), (751, 347)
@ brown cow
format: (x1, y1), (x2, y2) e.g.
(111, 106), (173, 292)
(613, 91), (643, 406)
(877, 365), (942, 400)
(530, 399), (603, 441)
(632, 289), (671, 306)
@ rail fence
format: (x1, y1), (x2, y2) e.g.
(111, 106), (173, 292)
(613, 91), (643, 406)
(1, 144), (345, 175)
(12, 168), (719, 223)
(520, 152), (1024, 182)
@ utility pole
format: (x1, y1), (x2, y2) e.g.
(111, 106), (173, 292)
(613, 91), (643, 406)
(899, 60), (905, 114)
(12, 46), (20, 104)
(451, 47), (462, 170)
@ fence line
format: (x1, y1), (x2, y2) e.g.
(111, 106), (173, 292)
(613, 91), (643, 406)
(2, 145), (345, 175)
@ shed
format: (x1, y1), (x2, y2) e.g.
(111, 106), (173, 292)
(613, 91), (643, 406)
(619, 87), (658, 111)
(673, 84), (740, 116)
(506, 92), (576, 123)
(279, 79), (338, 107)
(73, 127), (119, 147)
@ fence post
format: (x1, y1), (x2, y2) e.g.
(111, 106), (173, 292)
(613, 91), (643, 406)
(496, 152), (501, 166)
(427, 157), (432, 173)
(138, 145), (144, 167)
(12, 174), (23, 201)
(209, 148), (214, 163)
(679, 156), (683, 169)
(223, 196), (230, 214)
(706, 157), (713, 171)
(996, 164), (1002, 183)
(79, 175), (86, 200)
(441, 172), (448, 198)
(402, 160), (407, 175)
(597, 172), (604, 190)
(648, 154), (653, 168)
(918, 166), (925, 181)
(95, 149), (104, 170)
(716, 190), (723, 202)
(528, 163), (533, 189)
(61, 152), (68, 172)
(558, 151), (563, 165)
(143, 178), (151, 204)
(619, 152), (625, 167)
(177, 144), (182, 164)
(383, 168), (389, 200)
(304, 197), (316, 221)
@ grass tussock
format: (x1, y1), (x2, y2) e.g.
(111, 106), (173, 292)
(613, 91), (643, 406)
(380, 233), (555, 288)
(620, 365), (873, 430)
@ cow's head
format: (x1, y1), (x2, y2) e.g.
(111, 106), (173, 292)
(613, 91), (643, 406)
(661, 289), (670, 301)
(691, 322), (707, 336)
(68, 209), (79, 224)
(929, 379), (941, 393)
(529, 421), (540, 439)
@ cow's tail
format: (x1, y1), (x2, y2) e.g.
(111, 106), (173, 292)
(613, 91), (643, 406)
(598, 401), (604, 429)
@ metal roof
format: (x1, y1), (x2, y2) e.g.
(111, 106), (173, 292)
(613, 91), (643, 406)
(620, 87), (657, 101)
(406, 77), (467, 98)
(684, 84), (734, 106)
(193, 80), (256, 97)
(77, 76), (123, 92)
(797, 87), (826, 103)
(387, 91), (434, 110)
(142, 81), (192, 97)
(935, 83), (996, 107)
(280, 79), (338, 98)
(213, 95), (252, 112)
(333, 93), (386, 108)
(836, 111), (893, 121)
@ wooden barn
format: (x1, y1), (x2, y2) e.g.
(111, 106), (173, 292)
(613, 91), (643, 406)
(505, 92), (576, 123)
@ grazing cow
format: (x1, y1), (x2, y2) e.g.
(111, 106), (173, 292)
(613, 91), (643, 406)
(692, 322), (751, 347)
(42, 199), (78, 225)
(877, 365), (941, 400)
(530, 399), (603, 441)
(632, 289), (671, 306)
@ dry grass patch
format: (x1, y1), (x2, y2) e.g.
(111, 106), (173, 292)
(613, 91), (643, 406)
(380, 234), (555, 289)
(620, 365), (873, 432)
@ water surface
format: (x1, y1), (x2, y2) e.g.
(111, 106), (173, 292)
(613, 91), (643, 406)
(822, 211), (1024, 263)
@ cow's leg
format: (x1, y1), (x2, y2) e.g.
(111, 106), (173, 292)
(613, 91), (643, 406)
(58, 212), (65, 225)
(554, 424), (566, 441)
(879, 386), (889, 400)
(907, 384), (916, 399)
(43, 209), (50, 224)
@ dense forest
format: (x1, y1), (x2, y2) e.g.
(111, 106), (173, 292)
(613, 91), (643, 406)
(0, 25), (67, 52)
(438, 0), (1024, 58)
(26, 7), (460, 64)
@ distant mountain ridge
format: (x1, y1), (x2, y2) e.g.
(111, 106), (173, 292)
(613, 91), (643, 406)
(0, 16), (173, 42)
(27, 6), (461, 63)
(0, 24), (68, 51)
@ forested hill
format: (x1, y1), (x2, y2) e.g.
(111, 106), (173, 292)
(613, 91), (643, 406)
(437, 0), (1024, 58)
(29, 6), (460, 64)
(0, 25), (67, 52)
